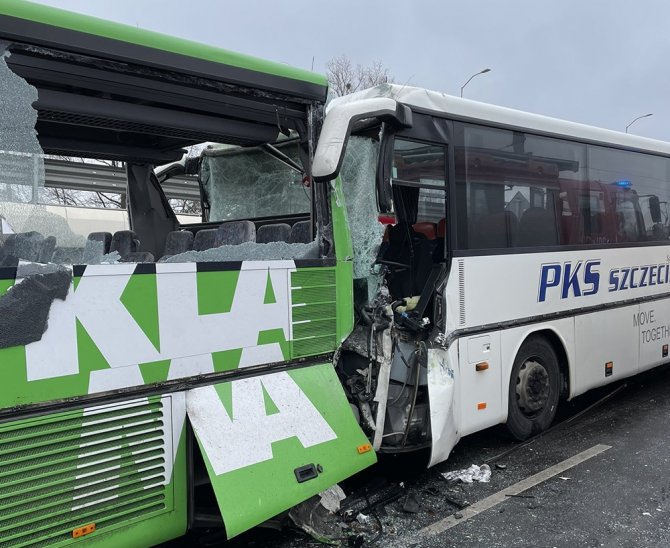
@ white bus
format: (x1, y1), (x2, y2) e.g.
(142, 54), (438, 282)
(314, 84), (670, 465)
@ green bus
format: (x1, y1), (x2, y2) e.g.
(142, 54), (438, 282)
(0, 1), (377, 545)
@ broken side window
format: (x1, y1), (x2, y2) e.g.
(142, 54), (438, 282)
(0, 48), (123, 266)
(339, 135), (385, 303)
(200, 138), (310, 222)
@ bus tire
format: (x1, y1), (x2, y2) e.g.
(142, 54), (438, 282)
(505, 336), (560, 441)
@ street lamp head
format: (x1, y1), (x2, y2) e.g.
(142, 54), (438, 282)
(625, 113), (654, 133)
(460, 68), (492, 97)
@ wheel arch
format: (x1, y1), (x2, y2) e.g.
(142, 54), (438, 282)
(530, 328), (571, 400)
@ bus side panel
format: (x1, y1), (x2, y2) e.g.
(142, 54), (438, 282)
(428, 344), (460, 467)
(0, 395), (188, 547)
(457, 332), (502, 437)
(638, 299), (670, 372)
(187, 362), (376, 539)
(574, 306), (638, 395)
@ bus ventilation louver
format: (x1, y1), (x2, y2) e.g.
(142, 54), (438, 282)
(290, 268), (338, 358)
(0, 398), (171, 548)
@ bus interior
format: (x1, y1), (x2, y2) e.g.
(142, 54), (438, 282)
(0, 32), (327, 268)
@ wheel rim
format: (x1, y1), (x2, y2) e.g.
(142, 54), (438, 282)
(515, 358), (550, 417)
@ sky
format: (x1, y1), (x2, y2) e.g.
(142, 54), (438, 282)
(34, 0), (670, 141)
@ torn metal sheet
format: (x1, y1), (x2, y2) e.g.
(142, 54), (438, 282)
(0, 265), (71, 348)
(427, 347), (459, 467)
(372, 327), (393, 450)
(186, 362), (376, 538)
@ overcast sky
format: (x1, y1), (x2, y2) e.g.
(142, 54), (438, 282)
(35, 0), (670, 140)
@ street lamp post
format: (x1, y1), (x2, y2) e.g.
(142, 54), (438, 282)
(625, 113), (653, 133)
(460, 68), (491, 98)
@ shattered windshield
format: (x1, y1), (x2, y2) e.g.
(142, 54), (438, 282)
(200, 139), (310, 222)
(339, 134), (385, 302)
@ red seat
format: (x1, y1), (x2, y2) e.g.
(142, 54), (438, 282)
(413, 222), (437, 240)
(437, 218), (446, 239)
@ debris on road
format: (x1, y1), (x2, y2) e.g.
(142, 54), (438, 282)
(402, 492), (421, 514)
(441, 464), (492, 483)
(320, 484), (347, 513)
(356, 512), (371, 524)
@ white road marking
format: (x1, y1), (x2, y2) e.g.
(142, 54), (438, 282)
(422, 444), (611, 536)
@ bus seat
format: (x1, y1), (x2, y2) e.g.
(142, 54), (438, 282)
(215, 220), (256, 246)
(121, 252), (155, 263)
(1, 234), (16, 256)
(412, 222), (437, 240)
(437, 218), (446, 239)
(517, 207), (559, 247)
(193, 229), (218, 251)
(38, 236), (57, 263)
(51, 247), (83, 265)
(289, 220), (311, 244)
(0, 234), (17, 266)
(383, 222), (433, 298)
(110, 230), (140, 257)
(474, 211), (518, 249)
(15, 231), (44, 262)
(257, 223), (291, 244)
(82, 232), (112, 263)
(163, 231), (194, 256)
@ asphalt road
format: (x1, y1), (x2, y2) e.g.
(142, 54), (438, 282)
(167, 362), (670, 547)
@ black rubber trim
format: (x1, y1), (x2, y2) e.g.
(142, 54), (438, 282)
(0, 352), (335, 424)
(195, 261), (243, 272)
(408, 105), (670, 159)
(133, 263), (156, 275)
(294, 258), (337, 268)
(453, 240), (670, 257)
(0, 15), (327, 102)
(0, 267), (17, 280)
(72, 265), (86, 277)
(445, 290), (670, 349)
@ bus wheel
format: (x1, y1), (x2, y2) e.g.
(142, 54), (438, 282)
(506, 336), (560, 441)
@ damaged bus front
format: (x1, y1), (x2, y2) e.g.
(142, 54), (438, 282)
(315, 88), (457, 466)
(0, 2), (375, 546)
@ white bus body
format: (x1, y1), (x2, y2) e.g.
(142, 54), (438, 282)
(316, 84), (670, 465)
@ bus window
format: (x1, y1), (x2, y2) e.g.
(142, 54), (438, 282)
(200, 138), (309, 223)
(587, 145), (670, 242)
(456, 124), (585, 250)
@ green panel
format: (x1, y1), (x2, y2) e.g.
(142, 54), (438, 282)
(0, 278), (13, 297)
(193, 363), (376, 539)
(331, 177), (355, 343)
(121, 272), (161, 352)
(0, 1), (327, 86)
(197, 270), (240, 316)
(264, 270), (277, 305)
(139, 359), (172, 385)
(77, 320), (112, 375)
(212, 348), (243, 373)
(262, 385), (280, 416)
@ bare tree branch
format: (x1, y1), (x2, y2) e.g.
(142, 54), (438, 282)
(326, 55), (393, 97)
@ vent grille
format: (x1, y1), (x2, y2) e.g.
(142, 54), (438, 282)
(458, 260), (466, 326)
(290, 268), (338, 358)
(0, 398), (171, 548)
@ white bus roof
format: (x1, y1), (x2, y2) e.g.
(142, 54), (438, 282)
(330, 84), (670, 156)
